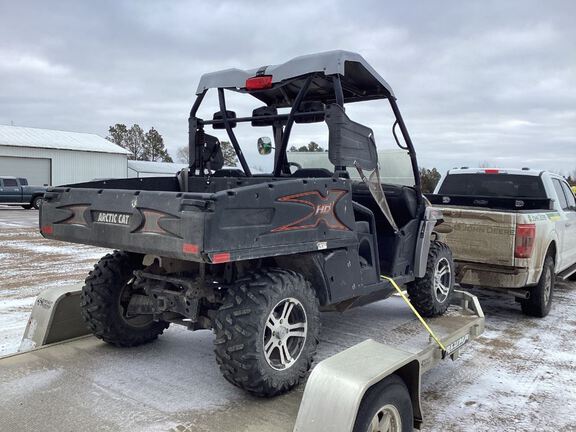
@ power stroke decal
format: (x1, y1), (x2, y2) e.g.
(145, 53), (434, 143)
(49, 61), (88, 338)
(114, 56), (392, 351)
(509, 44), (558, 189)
(271, 189), (349, 232)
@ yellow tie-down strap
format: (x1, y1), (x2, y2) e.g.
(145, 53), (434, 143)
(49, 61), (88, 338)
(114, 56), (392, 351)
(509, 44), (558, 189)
(381, 275), (446, 352)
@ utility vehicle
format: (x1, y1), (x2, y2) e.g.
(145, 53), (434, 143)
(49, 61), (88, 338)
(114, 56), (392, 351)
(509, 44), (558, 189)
(39, 50), (455, 397)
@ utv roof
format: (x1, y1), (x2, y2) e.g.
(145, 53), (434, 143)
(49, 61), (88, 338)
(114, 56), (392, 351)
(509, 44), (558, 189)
(196, 50), (394, 106)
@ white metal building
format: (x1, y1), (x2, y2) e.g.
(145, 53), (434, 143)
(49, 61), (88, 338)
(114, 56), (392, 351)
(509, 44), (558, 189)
(127, 160), (188, 178)
(0, 125), (130, 186)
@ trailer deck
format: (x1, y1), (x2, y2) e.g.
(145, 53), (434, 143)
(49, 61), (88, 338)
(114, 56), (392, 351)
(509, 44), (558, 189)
(1, 292), (482, 432)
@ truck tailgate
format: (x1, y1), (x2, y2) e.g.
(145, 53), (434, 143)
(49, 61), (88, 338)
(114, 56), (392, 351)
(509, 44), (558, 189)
(437, 207), (516, 266)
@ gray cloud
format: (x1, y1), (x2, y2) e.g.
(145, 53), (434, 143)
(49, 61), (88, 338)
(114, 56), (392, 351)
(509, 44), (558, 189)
(1, 0), (575, 175)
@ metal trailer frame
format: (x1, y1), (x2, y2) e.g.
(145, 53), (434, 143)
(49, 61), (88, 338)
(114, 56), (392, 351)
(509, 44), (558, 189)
(14, 285), (484, 431)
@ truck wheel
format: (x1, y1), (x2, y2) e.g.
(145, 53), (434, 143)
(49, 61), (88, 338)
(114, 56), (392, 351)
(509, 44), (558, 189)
(80, 251), (169, 347)
(352, 375), (413, 432)
(214, 268), (320, 397)
(407, 241), (455, 317)
(521, 255), (554, 318)
(32, 195), (43, 210)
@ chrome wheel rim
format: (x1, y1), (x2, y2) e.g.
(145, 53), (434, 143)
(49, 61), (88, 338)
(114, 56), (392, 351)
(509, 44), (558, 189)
(263, 297), (307, 371)
(434, 257), (452, 303)
(367, 404), (402, 432)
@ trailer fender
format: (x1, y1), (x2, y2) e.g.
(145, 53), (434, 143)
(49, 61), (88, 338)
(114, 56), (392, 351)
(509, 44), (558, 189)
(18, 285), (88, 352)
(293, 339), (422, 432)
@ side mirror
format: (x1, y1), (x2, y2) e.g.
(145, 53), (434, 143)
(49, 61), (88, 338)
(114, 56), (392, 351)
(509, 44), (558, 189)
(257, 137), (272, 155)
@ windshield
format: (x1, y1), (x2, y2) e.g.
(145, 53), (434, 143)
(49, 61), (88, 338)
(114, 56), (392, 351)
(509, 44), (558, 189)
(438, 174), (546, 198)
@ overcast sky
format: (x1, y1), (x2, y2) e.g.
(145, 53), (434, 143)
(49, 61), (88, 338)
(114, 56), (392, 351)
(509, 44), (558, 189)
(1, 0), (575, 175)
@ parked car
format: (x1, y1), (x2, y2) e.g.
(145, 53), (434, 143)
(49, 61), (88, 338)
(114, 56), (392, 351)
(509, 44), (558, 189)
(0, 176), (46, 209)
(427, 168), (576, 317)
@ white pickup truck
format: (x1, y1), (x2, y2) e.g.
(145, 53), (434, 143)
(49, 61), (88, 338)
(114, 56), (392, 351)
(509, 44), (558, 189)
(427, 168), (576, 317)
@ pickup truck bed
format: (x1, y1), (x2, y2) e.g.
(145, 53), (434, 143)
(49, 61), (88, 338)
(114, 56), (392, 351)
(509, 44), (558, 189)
(0, 292), (483, 432)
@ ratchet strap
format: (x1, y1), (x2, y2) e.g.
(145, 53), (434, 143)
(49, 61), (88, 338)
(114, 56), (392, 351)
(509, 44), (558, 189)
(381, 275), (446, 352)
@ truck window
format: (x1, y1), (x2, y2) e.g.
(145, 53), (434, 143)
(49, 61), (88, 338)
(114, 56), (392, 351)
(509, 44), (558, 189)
(438, 174), (546, 198)
(18, 178), (28, 185)
(3, 178), (18, 187)
(560, 181), (576, 210)
(552, 179), (569, 210)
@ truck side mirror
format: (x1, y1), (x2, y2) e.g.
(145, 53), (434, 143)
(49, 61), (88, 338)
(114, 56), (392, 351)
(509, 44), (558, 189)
(257, 137), (272, 155)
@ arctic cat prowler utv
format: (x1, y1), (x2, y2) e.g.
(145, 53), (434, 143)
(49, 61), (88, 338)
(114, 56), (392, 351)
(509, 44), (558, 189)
(39, 50), (455, 397)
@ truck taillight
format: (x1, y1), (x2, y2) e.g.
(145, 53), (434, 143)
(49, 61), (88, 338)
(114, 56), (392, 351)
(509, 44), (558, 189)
(515, 224), (536, 258)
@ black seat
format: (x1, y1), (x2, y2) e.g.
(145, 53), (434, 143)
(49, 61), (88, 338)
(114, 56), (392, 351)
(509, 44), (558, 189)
(212, 169), (246, 177)
(291, 168), (332, 178)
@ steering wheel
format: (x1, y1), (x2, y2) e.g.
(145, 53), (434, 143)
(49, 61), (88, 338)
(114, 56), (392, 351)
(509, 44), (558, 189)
(288, 162), (302, 173)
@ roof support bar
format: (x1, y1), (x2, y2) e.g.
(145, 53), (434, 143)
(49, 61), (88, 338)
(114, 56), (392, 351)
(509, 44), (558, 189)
(218, 88), (251, 176)
(274, 75), (314, 176)
(388, 97), (422, 207)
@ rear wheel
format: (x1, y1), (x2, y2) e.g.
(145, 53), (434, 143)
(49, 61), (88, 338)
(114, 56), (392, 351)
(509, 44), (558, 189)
(352, 375), (413, 432)
(32, 195), (43, 210)
(521, 255), (554, 317)
(213, 268), (320, 397)
(407, 241), (455, 317)
(80, 251), (169, 347)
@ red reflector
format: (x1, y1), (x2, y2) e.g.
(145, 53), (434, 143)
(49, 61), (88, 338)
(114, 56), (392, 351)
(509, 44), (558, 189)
(41, 225), (53, 235)
(182, 243), (199, 254)
(212, 252), (231, 264)
(515, 224), (536, 258)
(245, 75), (273, 90)
(484, 169), (499, 174)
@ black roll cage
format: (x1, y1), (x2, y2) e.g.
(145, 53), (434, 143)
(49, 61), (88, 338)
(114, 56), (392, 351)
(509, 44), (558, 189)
(187, 74), (423, 205)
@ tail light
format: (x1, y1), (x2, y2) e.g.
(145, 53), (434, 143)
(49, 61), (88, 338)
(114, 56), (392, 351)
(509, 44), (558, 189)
(484, 169), (499, 174)
(515, 224), (536, 258)
(245, 75), (273, 90)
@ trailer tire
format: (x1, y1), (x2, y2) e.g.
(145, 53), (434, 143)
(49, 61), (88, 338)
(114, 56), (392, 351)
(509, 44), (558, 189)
(521, 255), (554, 318)
(407, 241), (454, 317)
(352, 374), (413, 432)
(213, 268), (320, 397)
(80, 251), (169, 347)
(32, 195), (43, 210)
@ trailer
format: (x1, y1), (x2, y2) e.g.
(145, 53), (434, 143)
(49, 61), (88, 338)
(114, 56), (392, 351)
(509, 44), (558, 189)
(0, 285), (483, 431)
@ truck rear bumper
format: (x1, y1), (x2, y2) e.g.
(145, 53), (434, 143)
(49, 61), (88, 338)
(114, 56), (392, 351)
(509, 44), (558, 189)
(456, 261), (529, 288)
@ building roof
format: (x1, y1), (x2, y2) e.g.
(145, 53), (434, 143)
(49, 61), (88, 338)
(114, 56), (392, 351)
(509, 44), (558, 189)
(0, 125), (131, 155)
(127, 160), (188, 174)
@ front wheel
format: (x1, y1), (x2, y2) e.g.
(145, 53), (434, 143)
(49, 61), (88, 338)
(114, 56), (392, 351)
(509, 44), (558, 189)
(214, 268), (320, 397)
(521, 255), (554, 317)
(407, 241), (455, 317)
(80, 251), (169, 347)
(352, 375), (413, 432)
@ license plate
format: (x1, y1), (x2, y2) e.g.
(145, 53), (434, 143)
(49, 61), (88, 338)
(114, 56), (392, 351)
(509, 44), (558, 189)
(93, 211), (132, 226)
(445, 334), (469, 355)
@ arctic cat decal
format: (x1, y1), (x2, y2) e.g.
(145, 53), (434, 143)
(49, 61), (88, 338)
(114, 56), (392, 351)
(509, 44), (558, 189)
(272, 189), (349, 232)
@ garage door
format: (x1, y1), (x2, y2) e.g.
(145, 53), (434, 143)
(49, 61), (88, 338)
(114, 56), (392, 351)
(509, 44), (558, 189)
(0, 156), (51, 186)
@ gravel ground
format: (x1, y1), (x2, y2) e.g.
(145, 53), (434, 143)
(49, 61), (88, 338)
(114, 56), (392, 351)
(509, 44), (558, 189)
(1, 207), (575, 431)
